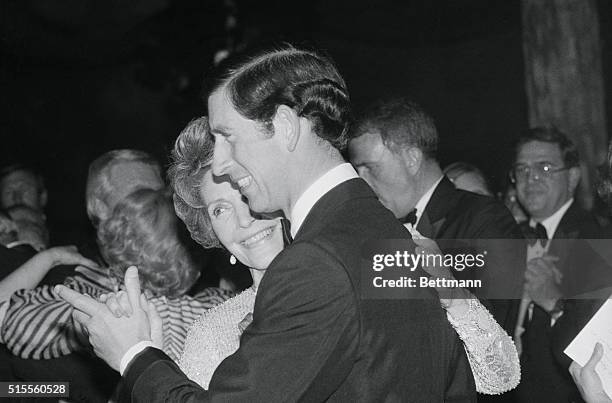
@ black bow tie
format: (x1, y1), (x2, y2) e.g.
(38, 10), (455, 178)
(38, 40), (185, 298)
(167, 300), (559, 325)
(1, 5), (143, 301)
(521, 222), (548, 247)
(401, 209), (418, 226)
(281, 218), (293, 246)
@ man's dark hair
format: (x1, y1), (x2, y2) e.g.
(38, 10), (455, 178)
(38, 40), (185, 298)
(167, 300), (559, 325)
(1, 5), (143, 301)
(205, 45), (352, 151)
(350, 97), (438, 159)
(515, 127), (580, 168)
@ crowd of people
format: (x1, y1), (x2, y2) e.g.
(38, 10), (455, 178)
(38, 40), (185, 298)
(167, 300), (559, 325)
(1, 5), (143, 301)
(1, 45), (611, 402)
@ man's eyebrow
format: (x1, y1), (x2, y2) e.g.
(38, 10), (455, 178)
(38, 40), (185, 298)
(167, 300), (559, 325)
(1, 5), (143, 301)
(210, 125), (232, 135)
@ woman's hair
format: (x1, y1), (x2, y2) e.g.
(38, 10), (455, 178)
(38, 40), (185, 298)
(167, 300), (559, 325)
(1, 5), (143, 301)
(86, 149), (162, 227)
(168, 117), (220, 249)
(97, 188), (200, 298)
(206, 45), (352, 151)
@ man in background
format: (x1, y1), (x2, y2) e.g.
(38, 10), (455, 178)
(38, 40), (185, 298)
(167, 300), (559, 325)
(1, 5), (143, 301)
(349, 97), (525, 334)
(512, 127), (612, 402)
(0, 164), (48, 213)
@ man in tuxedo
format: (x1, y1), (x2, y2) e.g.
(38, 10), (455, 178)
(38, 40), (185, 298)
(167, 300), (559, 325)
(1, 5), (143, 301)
(511, 127), (612, 402)
(58, 46), (475, 401)
(348, 97), (525, 334)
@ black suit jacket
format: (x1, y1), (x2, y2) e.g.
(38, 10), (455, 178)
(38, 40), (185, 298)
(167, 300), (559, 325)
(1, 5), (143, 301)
(119, 178), (476, 402)
(416, 177), (526, 334)
(517, 202), (612, 403)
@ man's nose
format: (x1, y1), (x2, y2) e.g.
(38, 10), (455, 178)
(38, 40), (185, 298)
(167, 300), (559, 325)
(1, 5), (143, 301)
(212, 140), (232, 176)
(236, 204), (255, 229)
(525, 169), (541, 183)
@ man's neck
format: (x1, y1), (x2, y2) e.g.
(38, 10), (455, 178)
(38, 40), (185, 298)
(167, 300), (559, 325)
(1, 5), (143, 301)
(284, 148), (345, 217)
(412, 161), (443, 209)
(531, 197), (573, 223)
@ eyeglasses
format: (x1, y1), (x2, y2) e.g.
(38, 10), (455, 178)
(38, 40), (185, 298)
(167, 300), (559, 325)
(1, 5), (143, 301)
(510, 162), (568, 182)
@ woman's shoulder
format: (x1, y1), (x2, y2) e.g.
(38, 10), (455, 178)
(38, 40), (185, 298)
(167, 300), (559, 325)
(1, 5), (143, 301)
(150, 286), (236, 314)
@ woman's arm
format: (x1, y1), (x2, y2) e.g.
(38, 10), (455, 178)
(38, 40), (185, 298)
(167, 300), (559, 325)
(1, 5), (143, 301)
(442, 289), (521, 394)
(411, 231), (520, 394)
(0, 264), (113, 359)
(0, 246), (97, 303)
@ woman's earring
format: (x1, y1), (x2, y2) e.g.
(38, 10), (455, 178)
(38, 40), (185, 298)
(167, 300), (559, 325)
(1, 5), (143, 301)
(229, 255), (237, 265)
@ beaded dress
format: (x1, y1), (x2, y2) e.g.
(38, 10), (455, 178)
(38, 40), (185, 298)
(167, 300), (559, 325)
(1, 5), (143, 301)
(178, 287), (256, 389)
(178, 289), (519, 394)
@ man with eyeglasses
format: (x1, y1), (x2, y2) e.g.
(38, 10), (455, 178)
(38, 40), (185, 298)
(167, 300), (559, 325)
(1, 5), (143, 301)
(512, 127), (612, 402)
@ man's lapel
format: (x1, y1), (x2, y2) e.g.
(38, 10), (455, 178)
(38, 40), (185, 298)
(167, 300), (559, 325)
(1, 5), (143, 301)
(551, 202), (583, 240)
(547, 202), (582, 275)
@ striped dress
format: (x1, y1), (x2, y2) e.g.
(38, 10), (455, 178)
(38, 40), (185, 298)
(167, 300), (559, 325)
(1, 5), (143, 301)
(0, 265), (232, 361)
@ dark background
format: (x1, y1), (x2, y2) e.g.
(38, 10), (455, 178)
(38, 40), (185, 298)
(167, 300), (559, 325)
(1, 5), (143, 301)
(1, 0), (611, 244)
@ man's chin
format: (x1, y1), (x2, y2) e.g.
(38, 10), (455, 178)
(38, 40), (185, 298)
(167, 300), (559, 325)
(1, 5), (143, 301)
(244, 195), (272, 214)
(524, 204), (548, 218)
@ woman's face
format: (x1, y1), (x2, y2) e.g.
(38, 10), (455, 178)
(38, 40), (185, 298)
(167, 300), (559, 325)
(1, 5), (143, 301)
(200, 170), (283, 270)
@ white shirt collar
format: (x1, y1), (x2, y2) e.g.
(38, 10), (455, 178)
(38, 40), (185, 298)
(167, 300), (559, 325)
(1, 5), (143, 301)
(530, 198), (574, 239)
(414, 175), (444, 226)
(289, 163), (359, 237)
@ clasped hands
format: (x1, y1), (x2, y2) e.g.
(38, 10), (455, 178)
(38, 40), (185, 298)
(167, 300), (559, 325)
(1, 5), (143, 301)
(55, 266), (162, 372)
(524, 255), (563, 313)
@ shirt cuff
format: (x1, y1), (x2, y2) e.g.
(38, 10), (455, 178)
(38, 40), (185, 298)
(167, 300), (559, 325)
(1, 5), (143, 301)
(120, 341), (155, 375)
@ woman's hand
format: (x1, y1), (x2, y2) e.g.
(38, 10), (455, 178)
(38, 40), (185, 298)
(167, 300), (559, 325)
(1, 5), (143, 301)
(408, 227), (466, 308)
(410, 231), (454, 280)
(569, 343), (612, 403)
(39, 246), (99, 269)
(99, 291), (133, 318)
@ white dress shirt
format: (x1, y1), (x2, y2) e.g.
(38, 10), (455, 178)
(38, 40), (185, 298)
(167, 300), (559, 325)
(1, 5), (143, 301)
(515, 198), (575, 346)
(290, 163), (359, 237)
(530, 198), (574, 242)
(408, 175), (444, 229)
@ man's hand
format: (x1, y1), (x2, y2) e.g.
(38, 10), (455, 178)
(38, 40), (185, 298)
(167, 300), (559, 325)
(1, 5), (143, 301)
(141, 294), (163, 350)
(569, 343), (612, 403)
(525, 255), (562, 312)
(97, 290), (163, 349)
(55, 266), (152, 371)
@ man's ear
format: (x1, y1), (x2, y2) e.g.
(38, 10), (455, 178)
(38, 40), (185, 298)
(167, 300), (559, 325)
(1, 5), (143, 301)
(568, 166), (582, 194)
(400, 147), (424, 176)
(272, 105), (300, 151)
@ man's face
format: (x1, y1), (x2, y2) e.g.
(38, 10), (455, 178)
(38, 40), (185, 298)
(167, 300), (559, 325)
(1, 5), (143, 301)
(208, 87), (286, 213)
(514, 141), (577, 220)
(349, 131), (414, 218)
(8, 206), (48, 251)
(0, 170), (45, 211)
